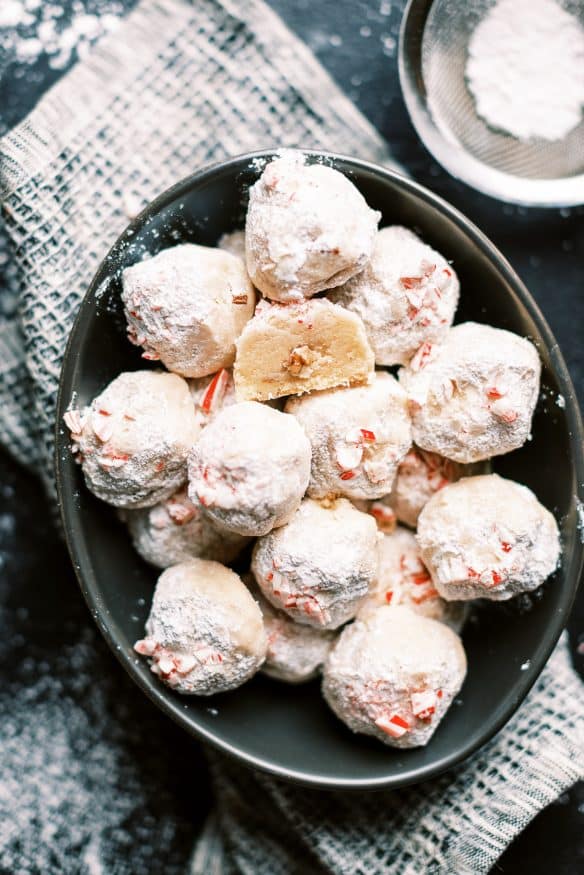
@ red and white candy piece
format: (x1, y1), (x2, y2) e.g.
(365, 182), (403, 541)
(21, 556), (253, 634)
(411, 689), (438, 720)
(375, 713), (410, 738)
(200, 368), (230, 414)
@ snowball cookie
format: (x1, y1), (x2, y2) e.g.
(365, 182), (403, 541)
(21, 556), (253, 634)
(64, 370), (198, 509)
(121, 243), (255, 378)
(245, 151), (379, 302)
(234, 298), (374, 402)
(329, 225), (459, 366)
(399, 322), (541, 463)
(386, 446), (486, 529)
(417, 474), (560, 602)
(218, 229), (246, 261)
(134, 559), (267, 695)
(188, 401), (311, 536)
(285, 372), (412, 501)
(122, 486), (248, 569)
(322, 605), (467, 748)
(360, 527), (467, 632)
(251, 497), (379, 630)
(244, 576), (336, 684)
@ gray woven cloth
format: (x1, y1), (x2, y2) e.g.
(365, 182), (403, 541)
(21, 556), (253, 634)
(0, 1), (582, 873)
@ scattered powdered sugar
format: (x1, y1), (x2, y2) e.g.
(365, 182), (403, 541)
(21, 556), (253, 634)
(466, 0), (584, 141)
(576, 496), (584, 545)
(0, 629), (197, 873)
(556, 393), (566, 409)
(0, 461), (197, 873)
(0, 0), (124, 72)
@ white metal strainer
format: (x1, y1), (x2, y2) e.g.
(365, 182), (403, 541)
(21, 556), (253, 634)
(398, 0), (584, 206)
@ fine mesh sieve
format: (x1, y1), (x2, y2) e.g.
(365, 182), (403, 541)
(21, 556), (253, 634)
(398, 0), (584, 206)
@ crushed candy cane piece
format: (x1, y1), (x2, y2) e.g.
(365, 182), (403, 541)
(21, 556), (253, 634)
(336, 442), (363, 471)
(201, 368), (230, 414)
(410, 341), (434, 371)
(411, 689), (437, 719)
(157, 656), (175, 675)
(63, 409), (82, 434)
(134, 638), (156, 656)
(369, 502), (397, 533)
(176, 654), (197, 674)
(91, 411), (114, 443)
(167, 499), (197, 525)
(345, 426), (364, 445)
(375, 713), (410, 738)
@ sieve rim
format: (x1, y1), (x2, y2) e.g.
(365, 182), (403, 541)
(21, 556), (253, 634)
(398, 0), (584, 207)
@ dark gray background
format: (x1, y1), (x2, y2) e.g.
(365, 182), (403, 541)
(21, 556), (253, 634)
(0, 1), (582, 872)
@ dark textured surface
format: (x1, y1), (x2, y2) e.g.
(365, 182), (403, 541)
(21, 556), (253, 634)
(0, 0), (583, 872)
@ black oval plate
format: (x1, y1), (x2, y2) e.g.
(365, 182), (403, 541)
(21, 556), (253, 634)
(56, 151), (584, 789)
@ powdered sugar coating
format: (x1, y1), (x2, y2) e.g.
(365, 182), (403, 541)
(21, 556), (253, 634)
(66, 370), (199, 509)
(359, 527), (468, 632)
(234, 298), (375, 402)
(417, 474), (561, 601)
(188, 401), (311, 536)
(285, 372), (412, 500)
(385, 446), (486, 529)
(218, 229), (247, 262)
(122, 486), (248, 569)
(245, 152), (380, 302)
(134, 559), (267, 695)
(322, 605), (467, 748)
(121, 243), (255, 378)
(251, 497), (379, 630)
(399, 322), (541, 463)
(329, 226), (459, 366)
(244, 576), (336, 683)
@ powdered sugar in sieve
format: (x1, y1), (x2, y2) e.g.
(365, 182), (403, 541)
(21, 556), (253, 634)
(399, 0), (584, 205)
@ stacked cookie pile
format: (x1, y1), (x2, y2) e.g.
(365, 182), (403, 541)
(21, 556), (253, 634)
(64, 152), (560, 749)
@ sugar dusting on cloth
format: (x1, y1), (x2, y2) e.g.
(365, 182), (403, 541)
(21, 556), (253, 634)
(0, 0), (123, 73)
(466, 0), (584, 141)
(0, 471), (199, 874)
